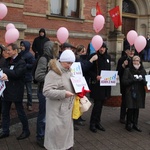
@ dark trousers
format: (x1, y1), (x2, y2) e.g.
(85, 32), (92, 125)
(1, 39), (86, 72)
(25, 81), (32, 106)
(36, 91), (46, 139)
(90, 99), (105, 125)
(1, 100), (29, 134)
(120, 93), (126, 120)
(126, 108), (139, 126)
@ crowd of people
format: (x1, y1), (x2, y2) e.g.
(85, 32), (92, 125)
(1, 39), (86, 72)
(0, 28), (149, 150)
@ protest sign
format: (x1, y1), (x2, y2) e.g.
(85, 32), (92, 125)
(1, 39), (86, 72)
(100, 70), (118, 86)
(70, 62), (83, 77)
(70, 76), (89, 93)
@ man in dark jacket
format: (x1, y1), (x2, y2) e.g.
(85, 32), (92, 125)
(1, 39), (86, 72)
(20, 41), (35, 111)
(116, 45), (135, 124)
(32, 28), (50, 59)
(0, 43), (30, 140)
(89, 43), (111, 133)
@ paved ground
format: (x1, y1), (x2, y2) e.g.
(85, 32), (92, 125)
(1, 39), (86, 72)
(0, 93), (150, 150)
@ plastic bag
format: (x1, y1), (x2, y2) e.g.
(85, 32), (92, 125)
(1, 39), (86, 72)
(72, 95), (82, 119)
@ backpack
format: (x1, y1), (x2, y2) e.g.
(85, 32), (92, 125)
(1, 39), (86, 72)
(32, 54), (49, 84)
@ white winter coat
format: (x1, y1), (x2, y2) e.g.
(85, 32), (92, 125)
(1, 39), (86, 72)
(43, 59), (75, 150)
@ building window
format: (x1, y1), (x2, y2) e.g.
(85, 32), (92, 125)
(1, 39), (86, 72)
(51, 0), (64, 15)
(68, 0), (79, 18)
(50, 0), (81, 18)
(122, 0), (136, 14)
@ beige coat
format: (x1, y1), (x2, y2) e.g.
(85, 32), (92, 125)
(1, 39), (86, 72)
(43, 59), (75, 150)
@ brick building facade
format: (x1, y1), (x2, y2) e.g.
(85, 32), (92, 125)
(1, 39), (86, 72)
(0, 0), (150, 63)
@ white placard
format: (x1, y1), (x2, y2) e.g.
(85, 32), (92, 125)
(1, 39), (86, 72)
(70, 62), (83, 77)
(145, 75), (150, 90)
(100, 70), (118, 86)
(0, 70), (3, 78)
(0, 70), (6, 96)
(70, 76), (89, 93)
(0, 80), (5, 96)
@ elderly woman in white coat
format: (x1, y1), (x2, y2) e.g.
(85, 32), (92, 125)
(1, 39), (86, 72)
(43, 50), (75, 150)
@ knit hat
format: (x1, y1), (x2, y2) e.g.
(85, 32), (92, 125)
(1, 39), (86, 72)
(59, 50), (75, 62)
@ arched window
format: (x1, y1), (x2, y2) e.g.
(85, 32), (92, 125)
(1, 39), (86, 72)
(122, 0), (136, 14)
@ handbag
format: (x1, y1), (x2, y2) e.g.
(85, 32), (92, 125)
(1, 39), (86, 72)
(80, 96), (91, 113)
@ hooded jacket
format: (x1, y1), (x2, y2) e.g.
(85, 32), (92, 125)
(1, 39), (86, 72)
(32, 28), (50, 58)
(20, 41), (35, 82)
(35, 41), (60, 90)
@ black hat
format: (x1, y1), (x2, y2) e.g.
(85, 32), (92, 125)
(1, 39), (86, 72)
(124, 45), (130, 51)
(101, 42), (107, 48)
(101, 42), (108, 50)
(61, 42), (76, 49)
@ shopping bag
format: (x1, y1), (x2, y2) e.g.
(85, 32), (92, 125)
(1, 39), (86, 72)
(72, 95), (82, 119)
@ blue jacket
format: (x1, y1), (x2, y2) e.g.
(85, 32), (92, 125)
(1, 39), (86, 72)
(20, 41), (35, 82)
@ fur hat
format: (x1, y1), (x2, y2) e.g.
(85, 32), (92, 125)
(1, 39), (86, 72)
(59, 50), (75, 62)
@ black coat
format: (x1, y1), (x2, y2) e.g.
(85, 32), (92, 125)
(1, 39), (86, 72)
(2, 54), (26, 102)
(88, 51), (111, 100)
(116, 55), (132, 94)
(122, 66), (146, 108)
(32, 29), (50, 58)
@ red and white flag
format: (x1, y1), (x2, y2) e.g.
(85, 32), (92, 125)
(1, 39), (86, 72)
(96, 2), (102, 15)
(109, 6), (122, 28)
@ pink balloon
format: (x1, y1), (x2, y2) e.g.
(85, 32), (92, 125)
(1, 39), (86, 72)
(91, 35), (103, 51)
(134, 35), (146, 53)
(5, 28), (19, 44)
(93, 15), (105, 33)
(6, 23), (15, 31)
(127, 30), (138, 46)
(93, 24), (104, 33)
(56, 27), (69, 44)
(0, 3), (8, 20)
